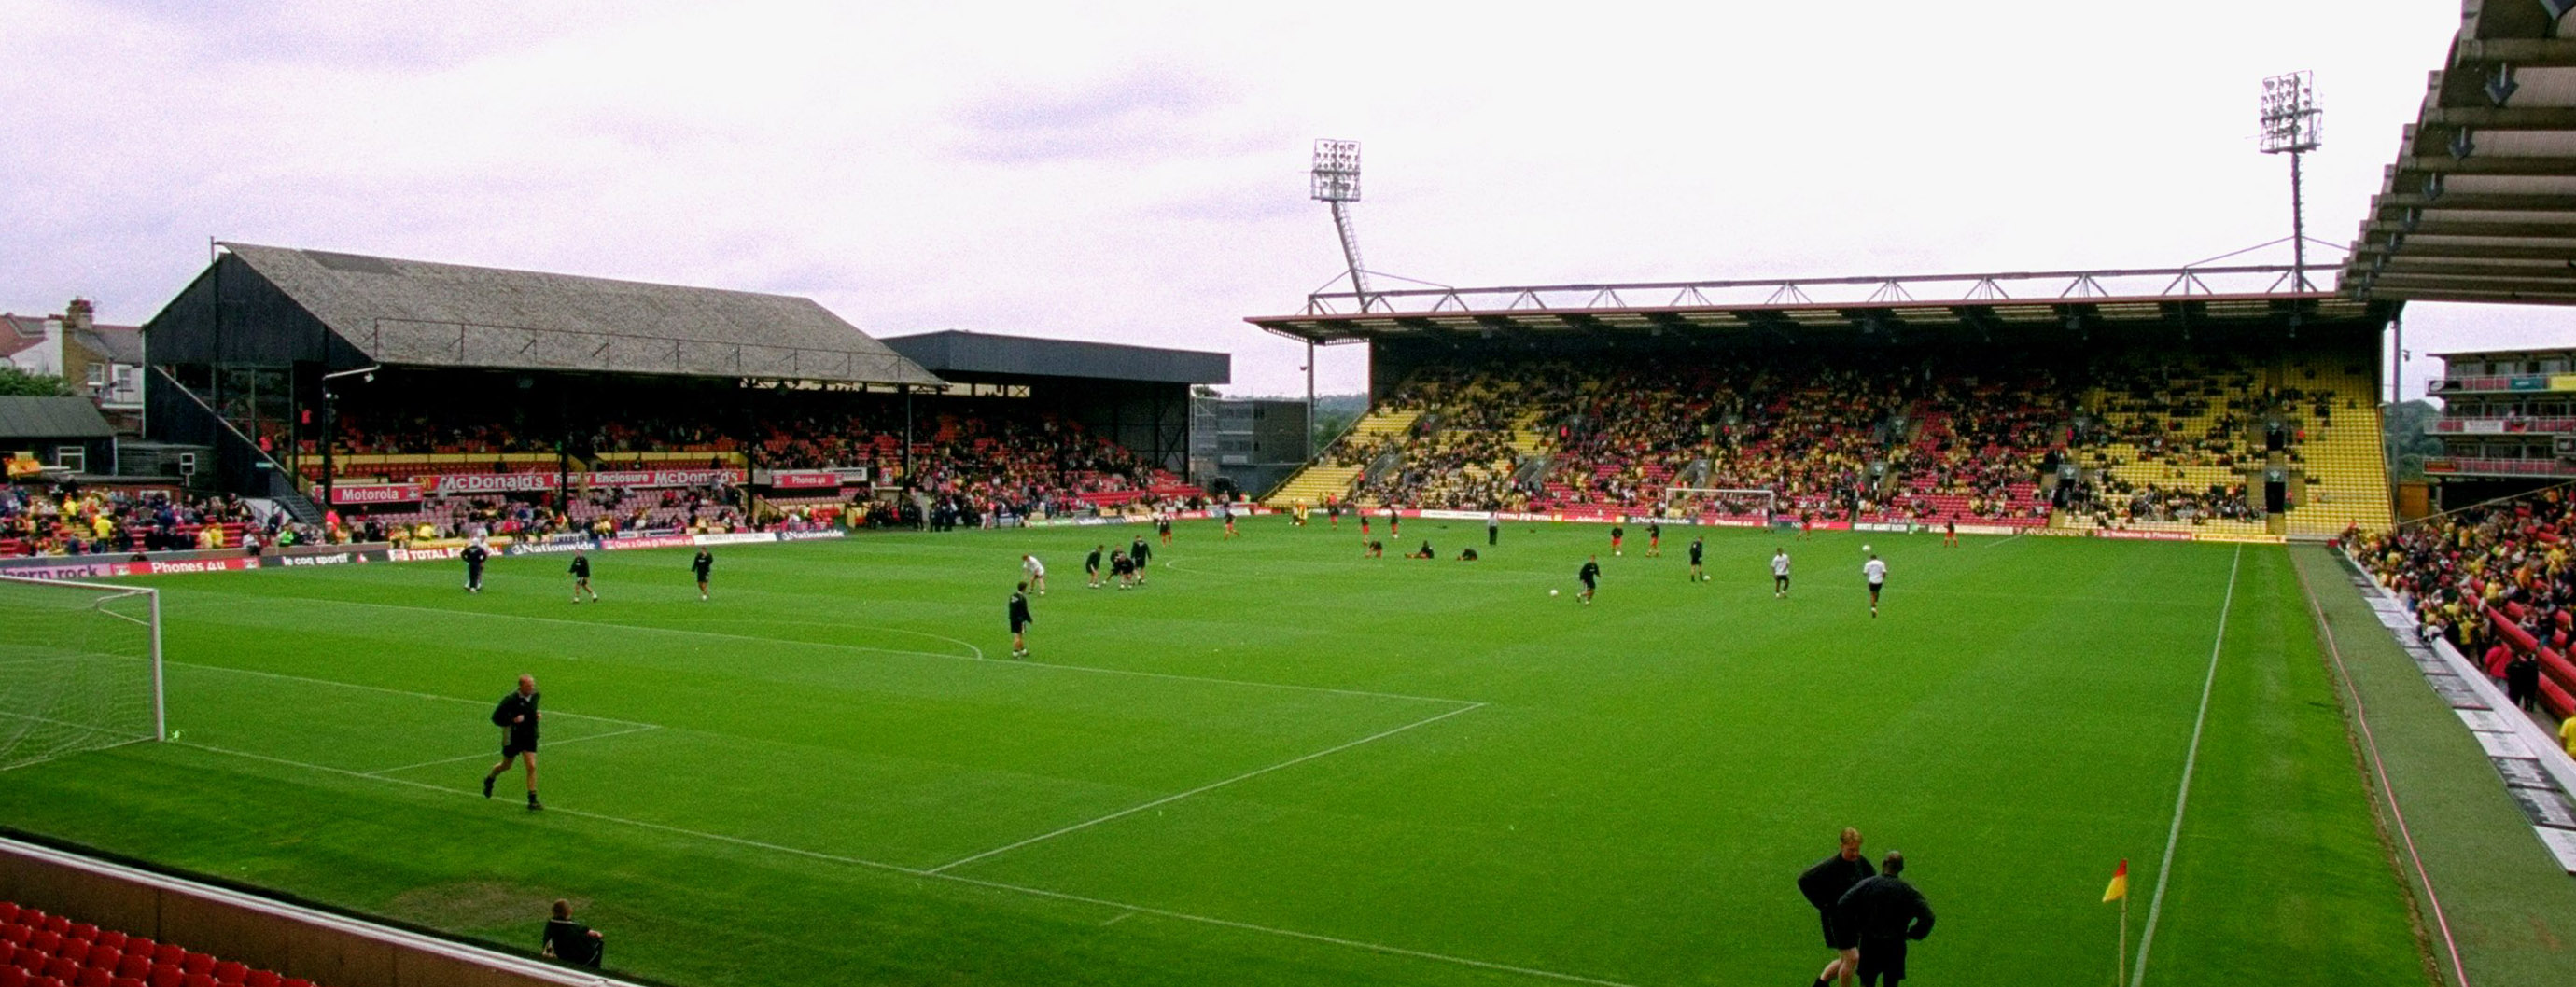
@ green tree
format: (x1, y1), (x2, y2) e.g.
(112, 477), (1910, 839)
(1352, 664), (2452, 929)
(2381, 399), (2444, 481)
(0, 367), (74, 396)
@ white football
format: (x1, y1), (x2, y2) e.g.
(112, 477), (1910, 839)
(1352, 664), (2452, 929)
(1862, 544), (1871, 551)
(1549, 589), (1560, 596)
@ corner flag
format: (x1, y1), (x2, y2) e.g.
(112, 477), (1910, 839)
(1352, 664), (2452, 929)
(2103, 859), (2129, 902)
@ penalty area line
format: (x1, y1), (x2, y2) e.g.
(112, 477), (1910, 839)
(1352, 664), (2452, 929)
(2130, 544), (2240, 987)
(925, 702), (1487, 874)
(172, 739), (1640, 987)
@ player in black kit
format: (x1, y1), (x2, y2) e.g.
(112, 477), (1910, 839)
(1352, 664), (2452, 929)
(1009, 582), (1034, 658)
(1085, 543), (1105, 589)
(462, 540), (489, 592)
(1129, 535), (1152, 583)
(567, 549), (597, 603)
(1687, 536), (1706, 581)
(482, 674), (543, 810)
(1577, 555), (1602, 605)
(691, 549), (714, 601)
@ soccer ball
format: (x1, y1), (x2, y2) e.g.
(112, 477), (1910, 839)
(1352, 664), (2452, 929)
(1862, 544), (1871, 552)
(1549, 589), (1560, 596)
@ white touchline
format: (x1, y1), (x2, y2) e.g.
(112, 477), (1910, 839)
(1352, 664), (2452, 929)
(925, 702), (1487, 874)
(2131, 545), (2241, 987)
(172, 737), (1643, 987)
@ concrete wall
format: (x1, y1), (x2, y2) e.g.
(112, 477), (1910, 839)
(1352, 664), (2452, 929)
(0, 836), (635, 987)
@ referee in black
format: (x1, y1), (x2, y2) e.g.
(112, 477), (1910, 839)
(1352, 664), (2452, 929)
(483, 674), (543, 810)
(1836, 851), (1934, 986)
(1008, 582), (1035, 659)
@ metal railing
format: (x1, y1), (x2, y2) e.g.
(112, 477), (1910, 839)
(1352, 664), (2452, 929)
(1296, 264), (2335, 316)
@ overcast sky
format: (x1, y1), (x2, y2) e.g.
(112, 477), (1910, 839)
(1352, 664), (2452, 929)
(3, 0), (2563, 398)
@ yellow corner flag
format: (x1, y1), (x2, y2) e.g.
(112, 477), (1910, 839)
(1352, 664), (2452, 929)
(2103, 859), (2129, 902)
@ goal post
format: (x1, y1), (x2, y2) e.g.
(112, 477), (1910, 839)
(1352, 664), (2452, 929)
(0, 576), (165, 772)
(1665, 487), (1779, 520)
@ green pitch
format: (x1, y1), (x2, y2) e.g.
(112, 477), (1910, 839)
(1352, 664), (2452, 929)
(0, 521), (2440, 985)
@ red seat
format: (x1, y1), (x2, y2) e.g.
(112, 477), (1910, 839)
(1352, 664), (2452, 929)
(114, 945), (144, 964)
(2, 926), (28, 945)
(112, 980), (143, 987)
(0, 964), (23, 987)
(180, 975), (213, 987)
(89, 936), (121, 956)
(237, 973), (274, 987)
(23, 936), (55, 957)
(40, 960), (75, 982)
(48, 947), (84, 968)
(205, 965), (241, 986)
(276, 980), (309, 987)
(146, 952), (177, 970)
(0, 905), (17, 924)
(62, 928), (92, 946)
(34, 921), (63, 938)
(175, 958), (208, 979)
(75, 970), (108, 987)
(111, 957), (147, 980)
(144, 968), (179, 987)
(35, 977), (66, 987)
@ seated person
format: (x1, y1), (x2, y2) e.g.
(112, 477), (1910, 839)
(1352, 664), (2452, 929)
(1407, 540), (1435, 559)
(1364, 539), (1384, 558)
(541, 899), (604, 968)
(1456, 548), (1479, 562)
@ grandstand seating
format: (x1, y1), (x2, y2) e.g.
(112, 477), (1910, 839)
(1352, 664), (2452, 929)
(1261, 343), (2396, 534)
(0, 900), (324, 987)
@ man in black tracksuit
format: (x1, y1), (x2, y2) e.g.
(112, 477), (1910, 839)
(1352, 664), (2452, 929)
(1129, 535), (1152, 583)
(1085, 544), (1104, 589)
(1009, 582), (1035, 659)
(1799, 827), (1874, 987)
(462, 541), (489, 592)
(1836, 851), (1934, 986)
(692, 549), (715, 601)
(483, 674), (543, 810)
(567, 550), (597, 603)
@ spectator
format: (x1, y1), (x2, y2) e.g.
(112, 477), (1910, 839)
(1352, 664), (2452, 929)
(541, 898), (603, 968)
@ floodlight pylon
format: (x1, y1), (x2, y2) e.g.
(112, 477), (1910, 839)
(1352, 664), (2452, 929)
(1311, 139), (1373, 312)
(2259, 72), (2325, 290)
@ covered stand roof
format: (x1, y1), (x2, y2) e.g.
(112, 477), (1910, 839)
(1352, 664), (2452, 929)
(879, 330), (1229, 385)
(2343, 1), (2576, 302)
(0, 396), (114, 439)
(217, 243), (945, 385)
(1250, 266), (2388, 343)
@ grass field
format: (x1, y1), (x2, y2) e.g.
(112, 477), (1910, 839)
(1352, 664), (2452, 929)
(0, 520), (2444, 986)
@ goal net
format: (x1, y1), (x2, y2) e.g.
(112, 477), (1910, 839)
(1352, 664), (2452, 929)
(0, 576), (163, 772)
(1666, 487), (1779, 520)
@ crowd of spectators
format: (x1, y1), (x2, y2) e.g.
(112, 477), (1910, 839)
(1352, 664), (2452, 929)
(2356, 488), (2576, 716)
(1, 482), (276, 556)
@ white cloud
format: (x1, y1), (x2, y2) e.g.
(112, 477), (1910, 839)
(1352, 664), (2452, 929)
(0, 0), (2553, 396)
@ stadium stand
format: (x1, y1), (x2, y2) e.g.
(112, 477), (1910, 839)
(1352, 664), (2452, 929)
(1273, 340), (2392, 534)
(2355, 487), (2576, 719)
(0, 485), (259, 557)
(0, 899), (324, 987)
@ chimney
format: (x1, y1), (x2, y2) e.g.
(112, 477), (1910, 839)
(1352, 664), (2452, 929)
(63, 298), (93, 332)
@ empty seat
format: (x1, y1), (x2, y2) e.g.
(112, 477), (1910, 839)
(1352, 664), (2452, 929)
(40, 959), (76, 982)
(0, 905), (17, 924)
(74, 969), (108, 987)
(61, 929), (91, 947)
(0, 964), (23, 987)
(276, 980), (310, 987)
(111, 980), (143, 987)
(179, 974), (213, 987)
(23, 937), (56, 957)
(235, 973), (273, 987)
(174, 958), (208, 979)
(34, 922), (63, 938)
(144, 968), (179, 987)
(146, 951), (177, 970)
(111, 957), (147, 980)
(1, 926), (28, 946)
(88, 936), (121, 957)
(205, 965), (241, 986)
(48, 946), (86, 968)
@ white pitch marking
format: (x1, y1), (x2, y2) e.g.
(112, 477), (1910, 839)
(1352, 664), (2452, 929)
(362, 723), (665, 777)
(173, 740), (1640, 987)
(177, 594), (1477, 708)
(1100, 911), (1135, 927)
(165, 660), (655, 727)
(926, 702), (1487, 874)
(2130, 544), (2242, 987)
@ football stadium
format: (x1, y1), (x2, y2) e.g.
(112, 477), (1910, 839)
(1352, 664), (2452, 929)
(6, 7), (2576, 987)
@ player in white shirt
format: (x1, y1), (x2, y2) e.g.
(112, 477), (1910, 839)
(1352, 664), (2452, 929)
(1862, 553), (1887, 617)
(1771, 548), (1792, 599)
(1020, 553), (1048, 595)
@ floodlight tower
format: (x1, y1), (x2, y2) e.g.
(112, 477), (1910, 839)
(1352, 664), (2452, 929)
(2259, 72), (2325, 290)
(1311, 139), (1372, 312)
